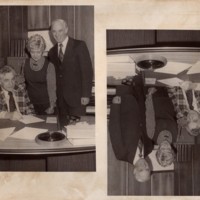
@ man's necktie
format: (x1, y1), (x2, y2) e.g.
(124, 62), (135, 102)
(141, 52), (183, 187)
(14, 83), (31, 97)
(138, 139), (143, 158)
(59, 43), (64, 62)
(8, 91), (16, 112)
(145, 88), (156, 139)
(186, 89), (194, 110)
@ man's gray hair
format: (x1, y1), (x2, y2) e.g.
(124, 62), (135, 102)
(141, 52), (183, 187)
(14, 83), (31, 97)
(0, 65), (16, 76)
(51, 19), (68, 30)
(133, 166), (151, 182)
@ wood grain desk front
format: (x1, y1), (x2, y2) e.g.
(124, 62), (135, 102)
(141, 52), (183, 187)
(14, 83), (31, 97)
(0, 116), (96, 171)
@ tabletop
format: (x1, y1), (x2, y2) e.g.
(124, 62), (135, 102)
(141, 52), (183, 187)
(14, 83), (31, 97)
(0, 115), (95, 155)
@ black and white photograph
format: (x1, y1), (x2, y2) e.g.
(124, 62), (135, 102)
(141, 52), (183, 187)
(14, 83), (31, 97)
(107, 30), (200, 195)
(1, 1), (200, 200)
(0, 6), (95, 171)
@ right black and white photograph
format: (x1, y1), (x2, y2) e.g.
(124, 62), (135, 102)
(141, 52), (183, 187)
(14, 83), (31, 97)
(107, 30), (200, 195)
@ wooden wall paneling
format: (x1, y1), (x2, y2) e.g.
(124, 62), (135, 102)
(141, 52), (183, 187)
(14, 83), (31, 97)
(151, 172), (174, 195)
(128, 164), (151, 195)
(50, 6), (75, 40)
(75, 6), (94, 68)
(28, 6), (50, 30)
(9, 6), (28, 57)
(107, 132), (127, 195)
(47, 152), (96, 171)
(157, 30), (200, 44)
(174, 161), (193, 195)
(193, 144), (200, 195)
(0, 7), (9, 59)
(22, 7), (28, 39)
(0, 156), (46, 171)
(9, 6), (24, 40)
(106, 30), (156, 50)
(174, 161), (180, 195)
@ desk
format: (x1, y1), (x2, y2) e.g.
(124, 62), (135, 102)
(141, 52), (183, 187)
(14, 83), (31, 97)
(143, 68), (200, 86)
(0, 116), (96, 171)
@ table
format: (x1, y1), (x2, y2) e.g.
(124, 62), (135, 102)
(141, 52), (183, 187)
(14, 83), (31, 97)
(143, 68), (200, 86)
(0, 115), (96, 171)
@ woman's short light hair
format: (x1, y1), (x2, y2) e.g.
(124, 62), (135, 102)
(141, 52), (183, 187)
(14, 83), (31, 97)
(156, 145), (175, 167)
(185, 111), (200, 136)
(26, 34), (46, 52)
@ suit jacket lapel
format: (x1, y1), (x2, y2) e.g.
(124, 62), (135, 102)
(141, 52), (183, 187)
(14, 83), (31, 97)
(62, 37), (74, 66)
(52, 44), (61, 67)
(0, 87), (8, 111)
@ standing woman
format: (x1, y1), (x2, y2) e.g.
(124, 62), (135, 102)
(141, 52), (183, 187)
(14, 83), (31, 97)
(24, 34), (56, 115)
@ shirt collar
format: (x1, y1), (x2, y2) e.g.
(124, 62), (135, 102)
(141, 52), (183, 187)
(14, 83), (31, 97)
(1, 85), (17, 95)
(1, 87), (9, 94)
(58, 36), (69, 49)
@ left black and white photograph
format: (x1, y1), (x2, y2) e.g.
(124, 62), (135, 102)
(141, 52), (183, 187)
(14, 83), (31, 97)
(0, 6), (95, 171)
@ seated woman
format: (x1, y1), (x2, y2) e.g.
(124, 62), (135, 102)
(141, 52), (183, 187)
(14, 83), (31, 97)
(0, 65), (34, 120)
(23, 34), (56, 115)
(167, 81), (200, 136)
(109, 75), (178, 180)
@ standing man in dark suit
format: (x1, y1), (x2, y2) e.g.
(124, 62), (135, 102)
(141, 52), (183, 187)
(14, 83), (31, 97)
(109, 75), (178, 181)
(48, 19), (93, 125)
(109, 76), (154, 182)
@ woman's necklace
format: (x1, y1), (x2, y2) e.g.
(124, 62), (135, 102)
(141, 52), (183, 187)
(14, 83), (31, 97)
(30, 58), (44, 71)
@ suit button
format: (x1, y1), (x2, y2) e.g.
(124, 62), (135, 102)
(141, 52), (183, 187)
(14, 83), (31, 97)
(140, 123), (143, 127)
(59, 75), (63, 78)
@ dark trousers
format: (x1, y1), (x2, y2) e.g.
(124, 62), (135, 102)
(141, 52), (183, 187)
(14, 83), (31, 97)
(57, 95), (86, 126)
(33, 103), (50, 115)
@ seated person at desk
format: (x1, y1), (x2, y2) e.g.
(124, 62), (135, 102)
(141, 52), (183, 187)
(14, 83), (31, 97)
(0, 65), (34, 120)
(23, 34), (56, 115)
(167, 81), (200, 136)
(109, 75), (177, 179)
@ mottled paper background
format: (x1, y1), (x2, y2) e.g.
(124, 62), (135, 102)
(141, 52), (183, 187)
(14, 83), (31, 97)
(0, 0), (200, 199)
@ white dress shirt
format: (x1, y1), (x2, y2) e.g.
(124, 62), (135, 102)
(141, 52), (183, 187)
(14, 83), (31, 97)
(133, 141), (144, 165)
(58, 36), (69, 56)
(0, 89), (20, 118)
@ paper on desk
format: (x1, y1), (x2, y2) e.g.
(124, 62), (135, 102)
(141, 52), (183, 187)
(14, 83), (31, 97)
(194, 84), (200, 91)
(46, 116), (57, 124)
(19, 115), (44, 124)
(107, 63), (136, 79)
(154, 61), (191, 75)
(187, 61), (200, 74)
(0, 127), (15, 141)
(145, 78), (156, 85)
(158, 77), (183, 87)
(107, 55), (132, 63)
(9, 127), (48, 140)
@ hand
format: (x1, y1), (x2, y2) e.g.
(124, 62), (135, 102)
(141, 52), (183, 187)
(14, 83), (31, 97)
(112, 96), (121, 104)
(179, 81), (197, 91)
(45, 106), (54, 114)
(148, 87), (157, 95)
(81, 97), (90, 105)
(121, 77), (133, 86)
(10, 111), (23, 121)
(177, 117), (188, 127)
